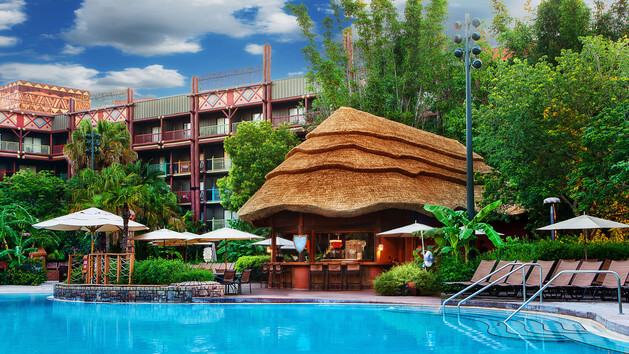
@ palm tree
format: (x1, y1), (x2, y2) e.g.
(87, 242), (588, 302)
(63, 120), (138, 174)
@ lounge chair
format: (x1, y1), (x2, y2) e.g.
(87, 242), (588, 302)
(445, 259), (496, 289)
(544, 259), (581, 299)
(495, 260), (534, 297)
(221, 270), (238, 294)
(565, 260), (603, 300)
(524, 260), (556, 296)
(593, 260), (629, 301)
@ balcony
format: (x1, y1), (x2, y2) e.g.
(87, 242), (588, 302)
(147, 162), (170, 175)
(207, 218), (227, 230)
(203, 157), (231, 172)
(0, 141), (19, 152)
(231, 121), (243, 133)
(134, 132), (160, 144)
(23, 144), (50, 154)
(52, 145), (65, 155)
(200, 124), (229, 137)
(272, 114), (307, 127)
(163, 129), (191, 141)
(175, 190), (192, 203)
(172, 160), (191, 174)
(202, 188), (222, 202)
(0, 169), (15, 181)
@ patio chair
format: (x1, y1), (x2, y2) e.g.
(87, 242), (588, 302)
(593, 260), (629, 301)
(565, 260), (603, 300)
(237, 269), (253, 294)
(445, 259), (497, 289)
(544, 259), (581, 299)
(221, 270), (238, 295)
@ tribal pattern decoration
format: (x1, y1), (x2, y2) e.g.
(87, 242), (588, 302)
(198, 85), (264, 111)
(74, 107), (128, 126)
(233, 86), (263, 105)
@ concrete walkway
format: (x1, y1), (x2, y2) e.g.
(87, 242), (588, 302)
(2, 282), (627, 341)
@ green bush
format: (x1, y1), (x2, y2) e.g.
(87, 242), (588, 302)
(373, 262), (441, 296)
(235, 255), (271, 280)
(132, 258), (214, 285)
(0, 270), (7, 285)
(438, 253), (478, 293)
(5, 260), (47, 285)
(482, 237), (538, 261)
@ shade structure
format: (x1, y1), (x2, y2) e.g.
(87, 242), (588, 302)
(192, 227), (263, 268)
(537, 215), (629, 260)
(132, 229), (188, 243)
(33, 206), (148, 252)
(537, 215), (629, 230)
(377, 222), (436, 237)
(251, 236), (296, 250)
(458, 226), (504, 236)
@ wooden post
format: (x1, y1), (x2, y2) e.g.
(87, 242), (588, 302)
(117, 255), (122, 284)
(67, 255), (73, 284)
(95, 254), (102, 284)
(310, 229), (315, 263)
(128, 253), (135, 284)
(104, 254), (110, 284)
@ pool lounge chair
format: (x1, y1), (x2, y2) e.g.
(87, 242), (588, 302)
(565, 260), (603, 300)
(544, 259), (581, 299)
(445, 259), (496, 290)
(593, 260), (629, 301)
(495, 260), (534, 297)
(523, 260), (556, 296)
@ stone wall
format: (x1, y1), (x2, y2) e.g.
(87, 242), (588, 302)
(54, 281), (224, 303)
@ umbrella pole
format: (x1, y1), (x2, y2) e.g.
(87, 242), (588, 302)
(224, 241), (228, 269)
(584, 230), (588, 261)
(421, 231), (425, 256)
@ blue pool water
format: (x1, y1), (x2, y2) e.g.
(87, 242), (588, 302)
(1, 294), (628, 353)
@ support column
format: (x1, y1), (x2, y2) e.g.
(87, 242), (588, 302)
(190, 77), (201, 221)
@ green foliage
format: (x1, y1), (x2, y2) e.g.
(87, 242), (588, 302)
(481, 237), (538, 261)
(216, 239), (263, 263)
(373, 262), (441, 296)
(0, 170), (67, 219)
(132, 258), (214, 285)
(423, 200), (503, 262)
(218, 121), (299, 212)
(0, 204), (58, 265)
(592, 0), (629, 41)
(4, 259), (47, 286)
(234, 255), (271, 280)
(438, 253), (479, 293)
(63, 119), (137, 174)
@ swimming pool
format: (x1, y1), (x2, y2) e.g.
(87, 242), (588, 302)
(1, 294), (627, 353)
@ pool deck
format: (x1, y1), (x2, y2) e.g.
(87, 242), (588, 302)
(2, 281), (627, 340)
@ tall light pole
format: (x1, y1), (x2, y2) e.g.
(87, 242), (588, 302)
(543, 197), (561, 241)
(85, 127), (101, 170)
(453, 14), (483, 220)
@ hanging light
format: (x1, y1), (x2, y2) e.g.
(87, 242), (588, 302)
(378, 244), (384, 251)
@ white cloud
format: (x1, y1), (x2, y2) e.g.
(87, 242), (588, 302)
(63, 0), (300, 56)
(287, 71), (304, 77)
(0, 63), (185, 91)
(61, 44), (85, 55)
(245, 43), (264, 55)
(0, 0), (26, 31)
(0, 35), (18, 46)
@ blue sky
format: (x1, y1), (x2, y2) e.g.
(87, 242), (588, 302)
(0, 0), (599, 99)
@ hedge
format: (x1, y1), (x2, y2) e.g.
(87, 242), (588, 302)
(133, 258), (214, 285)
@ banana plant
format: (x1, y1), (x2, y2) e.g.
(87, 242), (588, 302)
(424, 200), (503, 263)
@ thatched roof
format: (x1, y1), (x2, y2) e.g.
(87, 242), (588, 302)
(238, 107), (492, 222)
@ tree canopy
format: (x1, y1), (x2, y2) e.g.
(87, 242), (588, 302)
(0, 170), (67, 219)
(217, 121), (299, 212)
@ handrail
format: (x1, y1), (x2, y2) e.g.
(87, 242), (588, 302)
(504, 270), (623, 323)
(456, 264), (541, 314)
(441, 262), (542, 314)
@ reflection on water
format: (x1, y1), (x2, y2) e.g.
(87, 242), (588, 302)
(0, 295), (624, 354)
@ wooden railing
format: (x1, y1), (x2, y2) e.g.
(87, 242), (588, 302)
(0, 141), (19, 152)
(67, 253), (135, 285)
(134, 132), (160, 144)
(200, 124), (229, 136)
(163, 129), (191, 141)
(52, 144), (65, 155)
(172, 160), (191, 174)
(272, 114), (307, 127)
(176, 190), (192, 203)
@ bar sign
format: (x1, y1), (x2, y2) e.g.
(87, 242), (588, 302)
(293, 235), (307, 253)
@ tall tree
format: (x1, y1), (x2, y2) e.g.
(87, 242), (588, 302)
(287, 0), (464, 133)
(63, 119), (137, 174)
(593, 0), (629, 41)
(0, 170), (67, 219)
(217, 121), (299, 212)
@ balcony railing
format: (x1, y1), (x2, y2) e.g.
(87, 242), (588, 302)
(203, 188), (222, 202)
(207, 218), (227, 230)
(272, 114), (307, 127)
(175, 190), (192, 203)
(232, 121), (243, 133)
(23, 144), (50, 154)
(147, 163), (170, 175)
(163, 129), (191, 141)
(199, 124), (229, 137)
(172, 160), (191, 174)
(134, 132), (160, 144)
(52, 145), (65, 155)
(0, 169), (15, 181)
(0, 141), (19, 152)
(204, 157), (231, 172)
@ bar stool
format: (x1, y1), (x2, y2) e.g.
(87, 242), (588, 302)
(309, 264), (325, 290)
(327, 263), (343, 291)
(345, 263), (361, 290)
(261, 263), (269, 288)
(272, 263), (282, 288)
(280, 265), (292, 289)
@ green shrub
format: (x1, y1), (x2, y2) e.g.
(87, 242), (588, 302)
(0, 270), (6, 285)
(373, 262), (441, 296)
(482, 237), (538, 261)
(438, 253), (478, 293)
(235, 255), (271, 280)
(132, 258), (214, 285)
(5, 260), (47, 285)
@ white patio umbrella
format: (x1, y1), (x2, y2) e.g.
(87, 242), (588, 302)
(537, 215), (629, 260)
(132, 228), (188, 247)
(193, 227), (263, 267)
(251, 236), (296, 250)
(33, 206), (147, 252)
(377, 222), (436, 266)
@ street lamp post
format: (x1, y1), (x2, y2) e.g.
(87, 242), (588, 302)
(543, 197), (561, 241)
(85, 127), (101, 170)
(453, 14), (483, 220)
